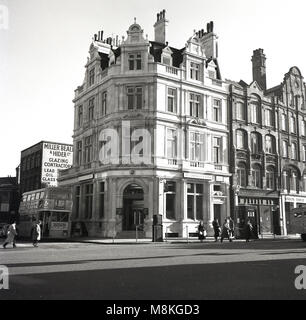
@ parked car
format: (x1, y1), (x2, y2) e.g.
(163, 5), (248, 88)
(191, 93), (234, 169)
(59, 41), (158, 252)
(0, 223), (9, 238)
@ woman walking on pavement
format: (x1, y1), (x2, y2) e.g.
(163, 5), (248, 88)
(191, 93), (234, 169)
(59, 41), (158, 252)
(2, 222), (18, 249)
(221, 219), (232, 243)
(212, 218), (221, 242)
(32, 220), (42, 247)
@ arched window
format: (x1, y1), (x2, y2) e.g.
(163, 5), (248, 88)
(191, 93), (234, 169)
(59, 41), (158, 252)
(266, 166), (275, 190)
(303, 174), (306, 192)
(236, 130), (247, 150)
(251, 164), (262, 188)
(265, 135), (276, 154)
(290, 171), (297, 192)
(282, 171), (289, 191)
(250, 132), (262, 154)
(237, 163), (247, 187)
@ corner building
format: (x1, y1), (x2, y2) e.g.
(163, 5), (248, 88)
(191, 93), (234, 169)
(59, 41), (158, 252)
(59, 12), (231, 238)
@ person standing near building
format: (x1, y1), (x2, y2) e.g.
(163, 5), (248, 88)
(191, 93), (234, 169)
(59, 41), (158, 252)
(212, 218), (221, 242)
(221, 219), (232, 243)
(245, 220), (253, 242)
(229, 217), (235, 240)
(2, 222), (18, 249)
(32, 220), (42, 247)
(198, 221), (206, 243)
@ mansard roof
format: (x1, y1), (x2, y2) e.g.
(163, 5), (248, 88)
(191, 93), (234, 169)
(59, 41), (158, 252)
(149, 41), (184, 68)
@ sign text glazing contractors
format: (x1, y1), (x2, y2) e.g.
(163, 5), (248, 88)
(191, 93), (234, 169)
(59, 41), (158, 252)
(42, 143), (73, 186)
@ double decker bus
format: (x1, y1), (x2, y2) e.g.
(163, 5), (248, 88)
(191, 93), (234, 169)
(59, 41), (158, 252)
(18, 187), (72, 239)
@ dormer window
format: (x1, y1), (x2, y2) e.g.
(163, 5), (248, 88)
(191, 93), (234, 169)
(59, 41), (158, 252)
(190, 62), (200, 80)
(162, 56), (171, 66)
(89, 69), (95, 86)
(129, 53), (142, 70)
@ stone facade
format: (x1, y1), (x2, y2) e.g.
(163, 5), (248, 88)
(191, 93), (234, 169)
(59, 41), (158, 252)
(59, 12), (231, 238)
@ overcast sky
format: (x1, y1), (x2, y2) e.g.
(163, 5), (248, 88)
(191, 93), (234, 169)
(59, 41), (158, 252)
(1, 0), (306, 176)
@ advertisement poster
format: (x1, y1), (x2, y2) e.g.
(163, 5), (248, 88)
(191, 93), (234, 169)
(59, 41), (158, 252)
(41, 143), (73, 187)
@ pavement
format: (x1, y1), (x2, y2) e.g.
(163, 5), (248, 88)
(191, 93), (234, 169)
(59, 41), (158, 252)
(0, 238), (306, 300)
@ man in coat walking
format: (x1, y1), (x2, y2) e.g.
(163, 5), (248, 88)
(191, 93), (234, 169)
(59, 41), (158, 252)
(2, 222), (18, 249)
(32, 220), (42, 247)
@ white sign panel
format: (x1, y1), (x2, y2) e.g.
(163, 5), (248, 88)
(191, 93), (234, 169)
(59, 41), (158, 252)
(50, 222), (69, 231)
(41, 143), (73, 187)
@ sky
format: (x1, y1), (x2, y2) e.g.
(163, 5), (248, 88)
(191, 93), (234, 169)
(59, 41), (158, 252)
(1, 0), (306, 176)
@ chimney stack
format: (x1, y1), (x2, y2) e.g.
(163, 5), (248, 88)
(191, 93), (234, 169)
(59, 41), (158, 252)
(153, 9), (169, 44)
(252, 48), (267, 91)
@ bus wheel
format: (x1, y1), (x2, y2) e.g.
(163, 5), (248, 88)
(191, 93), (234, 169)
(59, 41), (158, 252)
(301, 234), (306, 242)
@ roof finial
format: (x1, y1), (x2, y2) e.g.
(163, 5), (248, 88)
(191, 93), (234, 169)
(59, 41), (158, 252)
(134, 17), (137, 24)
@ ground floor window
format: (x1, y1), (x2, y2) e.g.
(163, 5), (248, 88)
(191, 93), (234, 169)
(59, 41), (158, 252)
(165, 181), (176, 219)
(75, 186), (81, 219)
(99, 182), (105, 219)
(84, 184), (93, 219)
(187, 183), (203, 220)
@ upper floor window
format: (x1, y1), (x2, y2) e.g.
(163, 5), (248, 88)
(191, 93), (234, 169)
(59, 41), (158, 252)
(266, 167), (275, 190)
(251, 164), (262, 188)
(213, 137), (222, 164)
(237, 163), (247, 187)
(282, 140), (288, 158)
(84, 136), (93, 164)
(127, 87), (143, 110)
(265, 109), (273, 127)
(281, 113), (288, 131)
(102, 92), (107, 116)
(250, 102), (260, 124)
(78, 105), (83, 127)
(265, 135), (276, 154)
(290, 113), (296, 133)
(128, 53), (142, 70)
(167, 88), (177, 113)
(236, 102), (245, 121)
(190, 62), (200, 80)
(166, 129), (177, 159)
(190, 93), (202, 118)
(236, 130), (247, 150)
(250, 132), (262, 154)
(303, 145), (306, 162)
(162, 55), (172, 66)
(291, 142), (297, 160)
(213, 99), (222, 122)
(301, 120), (306, 136)
(89, 68), (95, 86)
(190, 132), (204, 162)
(76, 141), (82, 165)
(88, 98), (95, 121)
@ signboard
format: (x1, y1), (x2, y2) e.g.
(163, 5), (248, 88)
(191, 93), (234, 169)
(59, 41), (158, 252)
(0, 203), (9, 212)
(50, 222), (69, 231)
(285, 196), (306, 204)
(41, 143), (73, 187)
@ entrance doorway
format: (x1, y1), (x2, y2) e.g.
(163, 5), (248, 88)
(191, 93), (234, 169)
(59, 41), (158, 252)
(123, 184), (144, 231)
(213, 204), (222, 224)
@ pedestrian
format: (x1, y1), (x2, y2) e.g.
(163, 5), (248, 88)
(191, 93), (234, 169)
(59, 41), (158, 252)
(229, 217), (235, 240)
(212, 218), (221, 242)
(245, 220), (253, 242)
(198, 221), (206, 243)
(32, 220), (42, 247)
(221, 219), (232, 243)
(2, 222), (18, 249)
